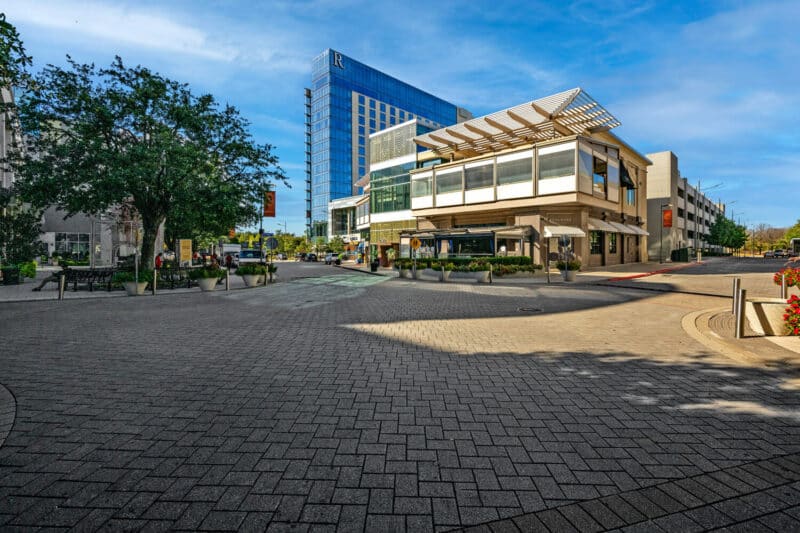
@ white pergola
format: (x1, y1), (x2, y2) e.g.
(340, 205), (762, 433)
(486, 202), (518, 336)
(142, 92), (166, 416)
(414, 88), (621, 158)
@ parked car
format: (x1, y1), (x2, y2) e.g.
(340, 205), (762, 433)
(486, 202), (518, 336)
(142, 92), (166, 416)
(775, 249), (791, 258)
(295, 253), (307, 261)
(276, 253), (287, 260)
(238, 249), (264, 265)
(305, 253), (318, 262)
(764, 250), (776, 258)
(325, 253), (341, 265)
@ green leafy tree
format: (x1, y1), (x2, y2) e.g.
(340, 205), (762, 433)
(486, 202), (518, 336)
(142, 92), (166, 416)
(1, 13), (32, 91)
(328, 236), (345, 253)
(0, 188), (42, 265)
(6, 56), (287, 267)
(708, 214), (747, 252)
(786, 218), (800, 241)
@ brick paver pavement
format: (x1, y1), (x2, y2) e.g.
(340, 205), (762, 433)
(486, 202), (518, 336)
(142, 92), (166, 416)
(1, 269), (799, 531)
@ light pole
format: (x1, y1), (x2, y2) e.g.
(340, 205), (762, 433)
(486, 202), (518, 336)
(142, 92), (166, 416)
(660, 203), (672, 263)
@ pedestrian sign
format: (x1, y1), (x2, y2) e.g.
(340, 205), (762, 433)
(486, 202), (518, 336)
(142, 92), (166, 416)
(410, 238), (421, 250)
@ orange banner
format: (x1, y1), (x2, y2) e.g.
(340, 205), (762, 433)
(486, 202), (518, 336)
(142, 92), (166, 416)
(662, 209), (673, 228)
(263, 191), (276, 217)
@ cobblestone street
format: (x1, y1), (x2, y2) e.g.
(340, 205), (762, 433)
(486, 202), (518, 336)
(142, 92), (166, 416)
(1, 267), (799, 531)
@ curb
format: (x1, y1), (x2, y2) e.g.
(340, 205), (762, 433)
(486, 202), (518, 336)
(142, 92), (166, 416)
(606, 261), (704, 282)
(681, 307), (771, 367)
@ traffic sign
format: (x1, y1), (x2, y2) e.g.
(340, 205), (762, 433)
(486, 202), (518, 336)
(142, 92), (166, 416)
(410, 238), (421, 250)
(265, 237), (279, 250)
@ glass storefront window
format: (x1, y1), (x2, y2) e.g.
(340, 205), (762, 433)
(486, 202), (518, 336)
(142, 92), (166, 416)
(539, 149), (575, 179)
(590, 231), (602, 254)
(464, 163), (493, 190)
(609, 233), (617, 253)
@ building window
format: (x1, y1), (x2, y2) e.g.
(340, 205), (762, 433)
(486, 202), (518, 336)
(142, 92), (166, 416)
(688, 230), (695, 239)
(589, 231), (602, 254)
(464, 163), (493, 190)
(678, 207), (685, 218)
(687, 194), (695, 204)
(496, 156), (532, 185)
(55, 232), (90, 257)
(538, 149), (574, 179)
(677, 188), (685, 198)
(626, 188), (636, 206)
(592, 157), (607, 198)
(436, 169), (462, 194)
(687, 212), (694, 221)
(411, 176), (432, 197)
(609, 233), (617, 253)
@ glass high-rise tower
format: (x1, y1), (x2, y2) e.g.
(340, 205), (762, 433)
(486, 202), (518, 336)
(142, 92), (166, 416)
(305, 49), (469, 238)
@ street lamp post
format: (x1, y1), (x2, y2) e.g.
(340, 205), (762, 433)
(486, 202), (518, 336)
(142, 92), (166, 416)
(660, 203), (672, 263)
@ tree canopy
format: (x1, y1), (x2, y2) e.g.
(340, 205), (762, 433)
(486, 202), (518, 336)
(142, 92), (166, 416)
(707, 214), (747, 251)
(0, 13), (32, 90)
(0, 188), (42, 265)
(7, 56), (287, 267)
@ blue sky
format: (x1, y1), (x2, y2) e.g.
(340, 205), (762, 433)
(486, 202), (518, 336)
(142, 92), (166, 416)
(4, 0), (798, 234)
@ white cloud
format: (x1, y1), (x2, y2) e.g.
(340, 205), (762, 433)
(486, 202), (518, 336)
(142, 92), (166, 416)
(4, 0), (236, 61)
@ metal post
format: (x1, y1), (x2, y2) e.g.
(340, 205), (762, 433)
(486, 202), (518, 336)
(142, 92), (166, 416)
(152, 269), (158, 295)
(735, 288), (746, 339)
(225, 268), (230, 291)
(489, 262), (493, 284)
(781, 273), (787, 299)
(731, 277), (740, 313)
(697, 250), (702, 263)
(58, 274), (65, 300)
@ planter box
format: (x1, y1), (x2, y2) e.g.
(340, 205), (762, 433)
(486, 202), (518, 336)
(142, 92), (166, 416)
(398, 268), (413, 279)
(196, 277), (219, 292)
(745, 297), (790, 336)
(123, 281), (148, 296)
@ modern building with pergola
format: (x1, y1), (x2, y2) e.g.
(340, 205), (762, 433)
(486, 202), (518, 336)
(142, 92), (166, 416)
(401, 88), (652, 267)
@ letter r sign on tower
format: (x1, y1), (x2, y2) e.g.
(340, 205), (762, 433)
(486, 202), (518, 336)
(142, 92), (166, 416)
(333, 52), (344, 69)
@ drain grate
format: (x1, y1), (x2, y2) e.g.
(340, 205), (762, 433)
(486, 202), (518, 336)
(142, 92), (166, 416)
(518, 307), (543, 313)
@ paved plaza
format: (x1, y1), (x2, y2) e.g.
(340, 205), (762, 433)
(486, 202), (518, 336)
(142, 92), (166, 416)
(1, 259), (799, 531)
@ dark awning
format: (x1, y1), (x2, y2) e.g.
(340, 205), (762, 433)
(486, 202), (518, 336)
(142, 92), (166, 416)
(620, 163), (636, 188)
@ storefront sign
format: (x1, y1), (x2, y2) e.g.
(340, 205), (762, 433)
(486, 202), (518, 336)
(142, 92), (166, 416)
(178, 239), (192, 263)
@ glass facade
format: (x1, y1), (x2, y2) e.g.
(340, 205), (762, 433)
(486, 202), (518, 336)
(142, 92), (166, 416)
(307, 49), (464, 238)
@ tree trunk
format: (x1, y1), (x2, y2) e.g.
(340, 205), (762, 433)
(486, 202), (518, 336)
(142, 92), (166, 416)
(140, 215), (164, 270)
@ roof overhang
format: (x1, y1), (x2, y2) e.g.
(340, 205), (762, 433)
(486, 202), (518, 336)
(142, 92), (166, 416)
(587, 217), (618, 233)
(414, 88), (621, 158)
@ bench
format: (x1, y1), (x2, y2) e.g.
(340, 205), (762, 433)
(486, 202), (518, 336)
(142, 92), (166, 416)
(64, 267), (117, 292)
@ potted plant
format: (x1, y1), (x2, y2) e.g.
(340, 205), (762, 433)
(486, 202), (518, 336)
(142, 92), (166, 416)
(113, 270), (151, 296)
(385, 247), (397, 267)
(468, 261), (492, 283)
(188, 266), (224, 291)
(395, 259), (413, 278)
(440, 262), (454, 282)
(236, 264), (266, 287)
(556, 259), (581, 282)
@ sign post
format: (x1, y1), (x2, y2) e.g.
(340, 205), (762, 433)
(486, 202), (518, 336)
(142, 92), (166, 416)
(410, 238), (421, 278)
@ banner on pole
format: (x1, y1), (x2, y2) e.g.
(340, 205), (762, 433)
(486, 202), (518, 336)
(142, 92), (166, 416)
(263, 191), (276, 217)
(662, 209), (673, 228)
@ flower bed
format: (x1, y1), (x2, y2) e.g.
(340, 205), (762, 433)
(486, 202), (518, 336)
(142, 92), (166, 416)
(785, 294), (800, 336)
(774, 267), (800, 287)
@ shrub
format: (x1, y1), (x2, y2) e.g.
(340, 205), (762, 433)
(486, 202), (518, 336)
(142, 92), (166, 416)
(774, 268), (800, 287)
(236, 264), (266, 276)
(555, 260), (582, 271)
(188, 266), (225, 279)
(267, 263), (278, 273)
(113, 269), (154, 283)
(785, 294), (800, 336)
(18, 261), (37, 279)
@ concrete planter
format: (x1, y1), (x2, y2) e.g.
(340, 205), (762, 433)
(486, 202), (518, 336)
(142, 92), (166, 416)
(241, 274), (262, 287)
(745, 297), (790, 336)
(561, 269), (577, 282)
(473, 270), (491, 283)
(123, 281), (148, 296)
(196, 277), (218, 292)
(399, 268), (412, 279)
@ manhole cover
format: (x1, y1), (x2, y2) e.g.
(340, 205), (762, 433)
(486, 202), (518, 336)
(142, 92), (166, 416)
(518, 307), (543, 313)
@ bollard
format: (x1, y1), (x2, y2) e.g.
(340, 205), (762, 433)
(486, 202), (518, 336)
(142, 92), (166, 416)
(489, 263), (493, 284)
(735, 288), (747, 339)
(225, 269), (230, 291)
(58, 273), (65, 300)
(440, 266), (444, 283)
(152, 269), (158, 295)
(732, 277), (740, 314)
(697, 250), (702, 263)
(781, 273), (787, 299)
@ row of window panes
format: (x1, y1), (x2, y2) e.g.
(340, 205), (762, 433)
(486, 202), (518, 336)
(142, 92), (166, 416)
(589, 231), (618, 254)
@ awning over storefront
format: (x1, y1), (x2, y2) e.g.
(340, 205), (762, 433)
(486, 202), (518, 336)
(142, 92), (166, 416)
(606, 222), (649, 236)
(626, 224), (649, 236)
(493, 226), (533, 239)
(543, 226), (586, 238)
(587, 217), (618, 233)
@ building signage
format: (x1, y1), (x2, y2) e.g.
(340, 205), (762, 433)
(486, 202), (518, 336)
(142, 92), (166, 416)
(662, 209), (673, 228)
(263, 191), (276, 217)
(333, 52), (344, 69)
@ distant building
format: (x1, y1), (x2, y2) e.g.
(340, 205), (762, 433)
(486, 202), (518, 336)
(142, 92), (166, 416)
(645, 151), (726, 261)
(306, 49), (469, 240)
